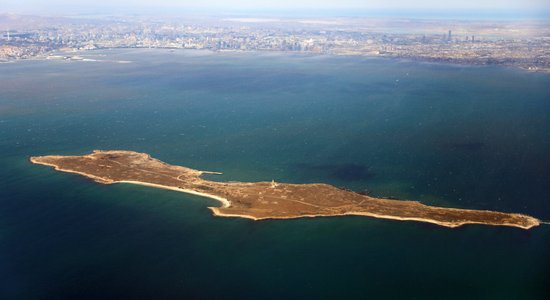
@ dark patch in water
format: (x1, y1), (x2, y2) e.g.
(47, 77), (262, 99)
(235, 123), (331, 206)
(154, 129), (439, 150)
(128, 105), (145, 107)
(294, 163), (373, 181)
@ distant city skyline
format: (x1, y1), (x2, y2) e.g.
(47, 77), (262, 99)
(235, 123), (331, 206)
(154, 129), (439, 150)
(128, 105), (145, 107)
(2, 0), (549, 18)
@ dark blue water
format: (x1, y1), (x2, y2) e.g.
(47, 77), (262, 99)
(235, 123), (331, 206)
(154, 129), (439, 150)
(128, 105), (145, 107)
(1, 49), (549, 299)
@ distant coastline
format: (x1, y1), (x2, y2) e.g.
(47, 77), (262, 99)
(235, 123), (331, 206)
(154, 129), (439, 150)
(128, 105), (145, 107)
(2, 46), (548, 75)
(2, 15), (548, 73)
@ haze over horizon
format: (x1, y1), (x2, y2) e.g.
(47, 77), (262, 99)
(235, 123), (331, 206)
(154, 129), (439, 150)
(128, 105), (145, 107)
(2, 0), (549, 18)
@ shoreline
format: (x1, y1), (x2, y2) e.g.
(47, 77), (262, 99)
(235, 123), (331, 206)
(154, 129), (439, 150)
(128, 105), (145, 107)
(4, 47), (549, 74)
(208, 208), (539, 230)
(118, 181), (231, 208)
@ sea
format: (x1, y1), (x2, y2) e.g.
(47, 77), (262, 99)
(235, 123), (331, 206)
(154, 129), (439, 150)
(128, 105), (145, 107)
(1, 49), (549, 299)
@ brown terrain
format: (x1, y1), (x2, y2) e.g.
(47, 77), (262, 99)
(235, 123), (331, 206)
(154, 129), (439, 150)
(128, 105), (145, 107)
(30, 150), (540, 229)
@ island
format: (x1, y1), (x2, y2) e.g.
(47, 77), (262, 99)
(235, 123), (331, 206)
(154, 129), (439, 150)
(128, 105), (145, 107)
(30, 150), (540, 229)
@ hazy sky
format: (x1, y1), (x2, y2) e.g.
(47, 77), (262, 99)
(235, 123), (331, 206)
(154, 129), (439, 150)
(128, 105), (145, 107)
(2, 0), (549, 17)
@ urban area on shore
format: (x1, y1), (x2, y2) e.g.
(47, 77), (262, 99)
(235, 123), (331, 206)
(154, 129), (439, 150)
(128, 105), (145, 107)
(1, 14), (549, 72)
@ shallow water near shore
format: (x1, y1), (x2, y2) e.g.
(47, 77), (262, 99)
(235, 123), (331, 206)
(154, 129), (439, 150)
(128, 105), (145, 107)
(1, 49), (549, 299)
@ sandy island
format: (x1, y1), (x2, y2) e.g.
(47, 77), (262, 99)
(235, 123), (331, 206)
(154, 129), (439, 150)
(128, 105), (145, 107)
(30, 150), (540, 229)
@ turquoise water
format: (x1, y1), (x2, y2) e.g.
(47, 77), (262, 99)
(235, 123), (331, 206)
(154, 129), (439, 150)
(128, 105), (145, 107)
(1, 49), (549, 299)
